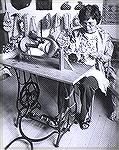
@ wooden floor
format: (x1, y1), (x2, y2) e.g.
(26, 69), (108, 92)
(0, 75), (118, 149)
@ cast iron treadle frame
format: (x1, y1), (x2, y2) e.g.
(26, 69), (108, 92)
(5, 69), (77, 149)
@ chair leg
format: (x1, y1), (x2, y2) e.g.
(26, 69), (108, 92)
(108, 94), (118, 122)
(89, 94), (95, 120)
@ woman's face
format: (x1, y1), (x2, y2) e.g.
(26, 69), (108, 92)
(81, 17), (97, 33)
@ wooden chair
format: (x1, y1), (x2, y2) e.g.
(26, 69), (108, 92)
(106, 39), (119, 121)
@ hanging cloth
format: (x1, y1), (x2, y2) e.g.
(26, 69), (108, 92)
(72, 14), (81, 27)
(62, 13), (71, 30)
(49, 13), (61, 41)
(29, 16), (37, 34)
(51, 13), (61, 29)
(21, 14), (28, 36)
(42, 13), (51, 29)
(37, 20), (42, 37)
(3, 12), (12, 32)
(3, 1), (12, 32)
(11, 13), (19, 39)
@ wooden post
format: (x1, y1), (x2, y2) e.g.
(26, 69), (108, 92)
(59, 47), (64, 70)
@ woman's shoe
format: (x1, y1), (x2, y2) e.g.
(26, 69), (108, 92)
(79, 116), (91, 130)
(80, 121), (90, 130)
(75, 113), (91, 130)
(108, 110), (118, 122)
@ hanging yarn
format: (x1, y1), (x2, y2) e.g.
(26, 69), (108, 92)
(62, 13), (71, 30)
(3, 1), (12, 32)
(42, 13), (51, 29)
(11, 13), (19, 40)
(29, 16), (37, 34)
(3, 12), (12, 32)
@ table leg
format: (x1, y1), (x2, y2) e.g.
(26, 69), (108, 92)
(54, 83), (78, 147)
(14, 69), (41, 127)
(5, 71), (78, 149)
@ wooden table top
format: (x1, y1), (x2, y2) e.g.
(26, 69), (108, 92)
(0, 57), (93, 85)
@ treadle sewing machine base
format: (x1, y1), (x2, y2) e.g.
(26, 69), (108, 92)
(1, 57), (92, 149)
(5, 69), (77, 149)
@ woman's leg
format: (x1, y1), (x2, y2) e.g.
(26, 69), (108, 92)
(76, 76), (99, 129)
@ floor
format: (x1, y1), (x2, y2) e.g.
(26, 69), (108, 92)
(0, 73), (119, 150)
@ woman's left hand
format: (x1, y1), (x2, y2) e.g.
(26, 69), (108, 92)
(89, 52), (102, 60)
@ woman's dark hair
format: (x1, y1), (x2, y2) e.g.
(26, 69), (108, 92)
(78, 5), (101, 25)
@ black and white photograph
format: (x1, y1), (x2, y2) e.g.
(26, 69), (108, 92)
(0, 0), (119, 149)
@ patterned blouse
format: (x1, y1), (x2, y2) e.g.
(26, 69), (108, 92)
(69, 27), (114, 65)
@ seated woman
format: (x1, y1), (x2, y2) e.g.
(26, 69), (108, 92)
(58, 4), (117, 130)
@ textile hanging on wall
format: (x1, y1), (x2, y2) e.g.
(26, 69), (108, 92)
(29, 17), (37, 34)
(11, 14), (19, 38)
(74, 1), (84, 10)
(42, 13), (51, 29)
(49, 13), (61, 41)
(17, 14), (28, 36)
(3, 12), (12, 32)
(72, 14), (81, 27)
(60, 1), (71, 10)
(101, 0), (119, 24)
(62, 13), (71, 30)
(10, 0), (32, 10)
(36, 0), (52, 10)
